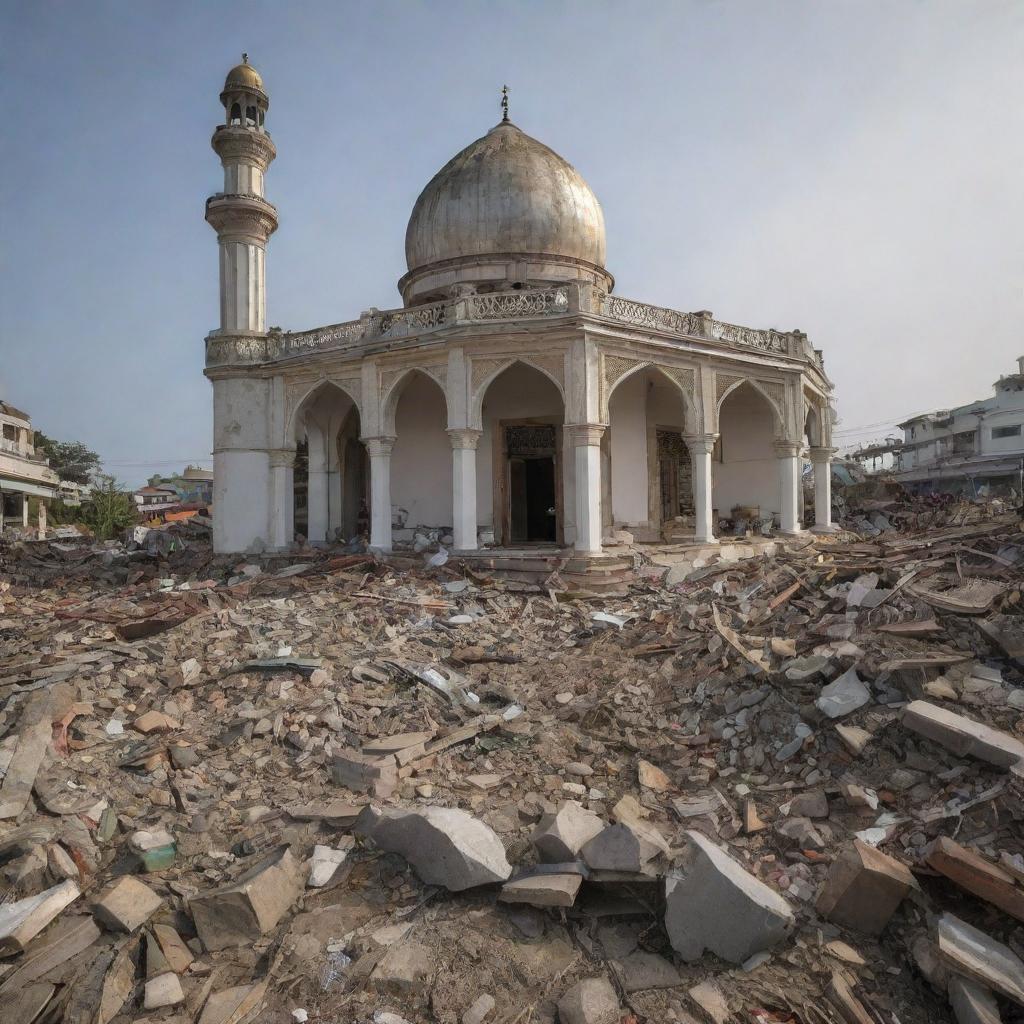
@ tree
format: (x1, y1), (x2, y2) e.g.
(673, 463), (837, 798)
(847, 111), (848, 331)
(33, 431), (101, 484)
(82, 475), (137, 539)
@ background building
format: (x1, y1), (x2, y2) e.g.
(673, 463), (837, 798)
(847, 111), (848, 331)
(0, 400), (59, 529)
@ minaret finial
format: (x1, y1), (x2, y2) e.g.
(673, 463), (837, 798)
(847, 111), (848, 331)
(500, 84), (509, 122)
(242, 52), (248, 64)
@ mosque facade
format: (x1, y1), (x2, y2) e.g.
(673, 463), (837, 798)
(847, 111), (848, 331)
(204, 58), (836, 557)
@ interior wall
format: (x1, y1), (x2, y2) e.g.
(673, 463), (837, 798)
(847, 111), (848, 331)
(477, 364), (564, 530)
(608, 372), (648, 524)
(390, 375), (452, 535)
(713, 384), (780, 517)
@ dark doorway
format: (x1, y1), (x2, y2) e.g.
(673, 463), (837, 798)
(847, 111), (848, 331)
(505, 424), (558, 544)
(657, 429), (692, 525)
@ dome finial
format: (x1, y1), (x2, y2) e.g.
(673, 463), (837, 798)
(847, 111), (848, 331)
(242, 52), (249, 64)
(500, 84), (509, 123)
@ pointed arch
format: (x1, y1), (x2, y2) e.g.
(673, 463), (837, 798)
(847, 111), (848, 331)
(470, 357), (565, 429)
(381, 366), (451, 435)
(604, 360), (697, 432)
(715, 376), (785, 436)
(287, 377), (361, 441)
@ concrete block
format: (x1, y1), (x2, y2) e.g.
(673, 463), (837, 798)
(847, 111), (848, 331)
(665, 830), (794, 964)
(531, 801), (604, 862)
(500, 872), (581, 908)
(365, 806), (511, 891)
(93, 876), (162, 933)
(557, 976), (620, 1024)
(816, 839), (914, 935)
(902, 701), (1024, 769)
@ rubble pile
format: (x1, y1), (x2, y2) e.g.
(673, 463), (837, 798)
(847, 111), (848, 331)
(0, 513), (1023, 1023)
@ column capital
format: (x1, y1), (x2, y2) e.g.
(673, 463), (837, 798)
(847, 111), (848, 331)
(447, 428), (483, 450)
(683, 433), (719, 456)
(808, 445), (837, 464)
(773, 439), (802, 458)
(567, 422), (606, 446)
(268, 447), (296, 468)
(362, 435), (397, 457)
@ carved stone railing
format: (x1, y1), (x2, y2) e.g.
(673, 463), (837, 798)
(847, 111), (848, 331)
(206, 283), (825, 372)
(601, 295), (702, 337)
(710, 319), (788, 354)
(466, 287), (568, 320)
(378, 301), (447, 338)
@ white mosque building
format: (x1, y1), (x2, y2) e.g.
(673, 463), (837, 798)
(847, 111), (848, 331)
(204, 57), (836, 562)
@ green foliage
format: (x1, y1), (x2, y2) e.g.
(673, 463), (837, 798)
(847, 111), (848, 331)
(81, 475), (137, 539)
(33, 431), (101, 485)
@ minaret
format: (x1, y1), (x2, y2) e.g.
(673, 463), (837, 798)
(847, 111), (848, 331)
(205, 56), (281, 554)
(206, 54), (278, 334)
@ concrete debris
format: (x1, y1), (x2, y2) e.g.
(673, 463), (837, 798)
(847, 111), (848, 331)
(92, 876), (162, 933)
(902, 700), (1024, 769)
(532, 800), (605, 861)
(948, 975), (1002, 1024)
(190, 845), (305, 950)
(816, 839), (915, 935)
(2, 505), (1024, 1020)
(665, 830), (794, 963)
(936, 912), (1024, 1005)
(362, 805), (512, 890)
(556, 976), (620, 1024)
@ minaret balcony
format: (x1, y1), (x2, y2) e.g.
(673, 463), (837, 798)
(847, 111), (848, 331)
(205, 193), (279, 240)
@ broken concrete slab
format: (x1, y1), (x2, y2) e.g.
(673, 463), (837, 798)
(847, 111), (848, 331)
(581, 823), (663, 873)
(462, 993), (496, 1024)
(0, 879), (80, 954)
(816, 667), (871, 719)
(816, 839), (915, 935)
(937, 913), (1024, 1005)
(197, 981), (268, 1024)
(93, 876), (162, 933)
(826, 972), (874, 1024)
(190, 845), (305, 951)
(556, 976), (620, 1024)
(948, 976), (1001, 1024)
(531, 801), (605, 862)
(835, 723), (873, 755)
(330, 748), (399, 798)
(371, 940), (434, 994)
(499, 872), (581, 908)
(902, 700), (1024, 769)
(612, 950), (683, 992)
(665, 830), (794, 964)
(363, 805), (511, 891)
(687, 980), (730, 1024)
(307, 845), (349, 888)
(144, 972), (185, 1009)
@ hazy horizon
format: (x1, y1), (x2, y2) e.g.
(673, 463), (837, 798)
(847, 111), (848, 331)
(3, 1), (1022, 487)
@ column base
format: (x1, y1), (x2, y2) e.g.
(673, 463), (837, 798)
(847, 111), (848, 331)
(779, 527), (805, 536)
(694, 534), (719, 545)
(810, 524), (841, 535)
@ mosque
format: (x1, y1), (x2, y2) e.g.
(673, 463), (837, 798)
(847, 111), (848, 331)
(204, 57), (836, 561)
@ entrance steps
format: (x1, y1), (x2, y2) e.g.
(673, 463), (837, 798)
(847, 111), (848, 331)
(456, 547), (635, 593)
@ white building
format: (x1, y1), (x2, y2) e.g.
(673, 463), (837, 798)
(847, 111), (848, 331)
(203, 58), (836, 560)
(0, 400), (59, 530)
(893, 355), (1024, 494)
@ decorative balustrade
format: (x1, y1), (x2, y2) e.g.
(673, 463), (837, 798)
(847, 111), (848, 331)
(601, 295), (701, 337)
(466, 287), (568, 320)
(206, 283), (823, 371)
(710, 319), (789, 354)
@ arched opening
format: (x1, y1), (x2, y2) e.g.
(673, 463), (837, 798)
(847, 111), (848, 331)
(293, 383), (365, 544)
(714, 382), (781, 529)
(388, 372), (451, 543)
(607, 367), (693, 541)
(245, 105), (258, 128)
(229, 102), (242, 126)
(479, 363), (565, 546)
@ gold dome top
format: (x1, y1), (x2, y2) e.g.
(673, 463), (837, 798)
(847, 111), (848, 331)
(224, 55), (263, 91)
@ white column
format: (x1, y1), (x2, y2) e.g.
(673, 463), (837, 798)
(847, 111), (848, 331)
(448, 428), (481, 551)
(809, 446), (837, 533)
(774, 440), (803, 534)
(22, 493), (29, 528)
(364, 436), (396, 551)
(327, 447), (343, 537)
(570, 424), (605, 553)
(268, 449), (295, 550)
(306, 424), (329, 546)
(685, 434), (718, 544)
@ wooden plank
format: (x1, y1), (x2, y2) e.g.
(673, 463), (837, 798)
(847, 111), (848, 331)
(926, 836), (1024, 923)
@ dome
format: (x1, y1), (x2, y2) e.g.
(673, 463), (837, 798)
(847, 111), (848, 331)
(224, 58), (263, 91)
(400, 120), (612, 305)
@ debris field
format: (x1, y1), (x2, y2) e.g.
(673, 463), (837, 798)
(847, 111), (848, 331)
(1, 507), (1024, 1024)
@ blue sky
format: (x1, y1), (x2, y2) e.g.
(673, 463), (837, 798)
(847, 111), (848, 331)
(2, 1), (1022, 486)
